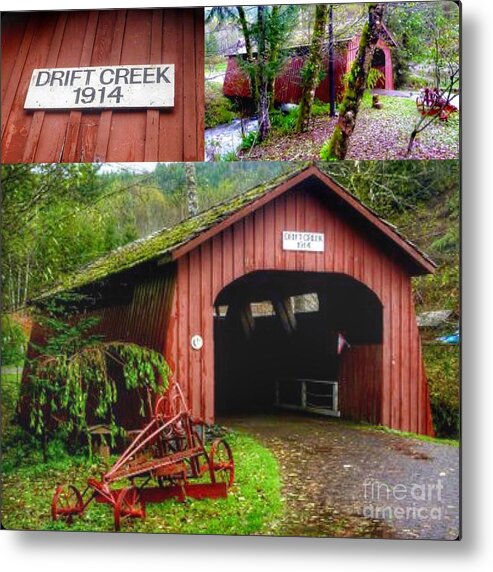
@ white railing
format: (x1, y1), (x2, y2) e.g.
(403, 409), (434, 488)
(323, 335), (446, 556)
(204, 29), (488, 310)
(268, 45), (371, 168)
(274, 378), (340, 417)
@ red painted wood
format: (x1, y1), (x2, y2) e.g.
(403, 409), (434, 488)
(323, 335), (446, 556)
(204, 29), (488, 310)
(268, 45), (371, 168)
(188, 248), (202, 416)
(1, 8), (204, 163)
(21, 170), (433, 435)
(167, 186), (433, 433)
(340, 346), (382, 423)
(223, 39), (393, 103)
(145, 9), (164, 162)
(61, 11), (99, 163)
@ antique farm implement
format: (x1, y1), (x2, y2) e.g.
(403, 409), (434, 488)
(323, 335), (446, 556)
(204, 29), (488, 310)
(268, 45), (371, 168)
(416, 87), (458, 122)
(51, 382), (234, 531)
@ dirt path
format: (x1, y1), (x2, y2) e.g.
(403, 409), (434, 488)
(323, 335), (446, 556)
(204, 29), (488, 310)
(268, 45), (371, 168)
(222, 414), (459, 539)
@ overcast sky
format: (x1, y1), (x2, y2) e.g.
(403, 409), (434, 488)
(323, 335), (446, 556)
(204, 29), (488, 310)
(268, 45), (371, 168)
(98, 162), (158, 174)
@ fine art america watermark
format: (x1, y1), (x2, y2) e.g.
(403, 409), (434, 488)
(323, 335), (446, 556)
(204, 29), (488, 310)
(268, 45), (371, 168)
(362, 478), (444, 521)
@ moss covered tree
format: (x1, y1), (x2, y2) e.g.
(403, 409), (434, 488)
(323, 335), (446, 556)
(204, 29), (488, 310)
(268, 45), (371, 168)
(249, 5), (297, 142)
(296, 5), (329, 133)
(185, 162), (199, 217)
(320, 3), (385, 160)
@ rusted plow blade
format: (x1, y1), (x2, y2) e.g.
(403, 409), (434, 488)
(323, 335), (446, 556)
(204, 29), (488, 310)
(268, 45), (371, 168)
(51, 381), (235, 531)
(416, 88), (458, 122)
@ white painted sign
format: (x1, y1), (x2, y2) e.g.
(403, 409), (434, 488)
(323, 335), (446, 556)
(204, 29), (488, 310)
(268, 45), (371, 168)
(191, 335), (203, 350)
(24, 65), (175, 110)
(282, 231), (325, 252)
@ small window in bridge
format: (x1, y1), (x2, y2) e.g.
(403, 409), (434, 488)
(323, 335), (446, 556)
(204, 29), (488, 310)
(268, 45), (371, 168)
(250, 301), (276, 317)
(214, 305), (229, 317)
(289, 293), (319, 314)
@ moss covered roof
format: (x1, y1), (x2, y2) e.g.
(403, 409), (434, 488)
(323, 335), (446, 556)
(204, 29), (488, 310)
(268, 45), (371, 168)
(37, 164), (312, 300)
(36, 162), (434, 302)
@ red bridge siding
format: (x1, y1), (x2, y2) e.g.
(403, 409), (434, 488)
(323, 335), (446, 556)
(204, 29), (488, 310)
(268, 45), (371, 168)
(90, 267), (176, 353)
(1, 9), (204, 163)
(223, 53), (346, 104)
(346, 36), (394, 90)
(223, 38), (393, 104)
(165, 183), (433, 435)
(339, 345), (383, 424)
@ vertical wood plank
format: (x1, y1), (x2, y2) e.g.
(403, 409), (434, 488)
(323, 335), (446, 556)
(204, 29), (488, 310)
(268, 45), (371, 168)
(144, 9), (163, 161)
(1, 14), (36, 140)
(177, 257), (190, 404)
(200, 242), (214, 422)
(193, 8), (205, 161)
(105, 9), (150, 162)
(182, 8), (198, 161)
(188, 249), (202, 416)
(61, 11), (99, 162)
(22, 12), (68, 162)
(159, 9), (183, 161)
(93, 9), (127, 162)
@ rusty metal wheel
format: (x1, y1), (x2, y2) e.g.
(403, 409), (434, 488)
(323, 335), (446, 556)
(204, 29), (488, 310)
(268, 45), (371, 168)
(113, 487), (146, 532)
(188, 428), (211, 479)
(51, 484), (84, 523)
(210, 438), (234, 489)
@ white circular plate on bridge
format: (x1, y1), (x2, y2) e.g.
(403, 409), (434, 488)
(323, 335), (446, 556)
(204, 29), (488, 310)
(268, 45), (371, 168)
(191, 334), (203, 350)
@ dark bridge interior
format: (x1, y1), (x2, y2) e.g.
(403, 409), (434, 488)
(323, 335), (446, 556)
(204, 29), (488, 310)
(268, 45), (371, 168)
(214, 271), (382, 415)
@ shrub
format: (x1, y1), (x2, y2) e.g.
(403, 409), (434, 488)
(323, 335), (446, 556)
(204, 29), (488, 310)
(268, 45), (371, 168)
(311, 100), (331, 117)
(270, 109), (298, 134)
(205, 82), (239, 129)
(1, 315), (27, 366)
(423, 344), (460, 438)
(240, 130), (259, 151)
(25, 294), (171, 459)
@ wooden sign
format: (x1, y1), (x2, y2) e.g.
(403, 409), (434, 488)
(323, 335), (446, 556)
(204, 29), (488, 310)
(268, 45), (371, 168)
(282, 231), (325, 252)
(24, 65), (175, 110)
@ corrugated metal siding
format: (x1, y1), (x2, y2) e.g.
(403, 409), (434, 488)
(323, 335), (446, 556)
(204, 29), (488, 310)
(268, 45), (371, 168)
(1, 8), (204, 163)
(167, 186), (432, 435)
(91, 265), (176, 353)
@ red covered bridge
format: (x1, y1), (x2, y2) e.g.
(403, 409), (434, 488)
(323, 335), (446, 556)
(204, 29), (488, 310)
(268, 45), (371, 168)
(223, 30), (395, 105)
(28, 164), (435, 435)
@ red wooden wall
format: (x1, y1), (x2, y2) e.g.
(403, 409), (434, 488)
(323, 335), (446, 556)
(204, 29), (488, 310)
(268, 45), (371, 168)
(21, 173), (432, 436)
(1, 8), (204, 163)
(339, 345), (383, 424)
(164, 180), (433, 435)
(90, 266), (176, 354)
(223, 49), (347, 104)
(223, 38), (394, 103)
(346, 36), (394, 90)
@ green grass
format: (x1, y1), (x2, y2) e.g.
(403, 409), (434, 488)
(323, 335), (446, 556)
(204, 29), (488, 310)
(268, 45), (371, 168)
(1, 431), (283, 535)
(206, 61), (227, 75)
(349, 421), (459, 447)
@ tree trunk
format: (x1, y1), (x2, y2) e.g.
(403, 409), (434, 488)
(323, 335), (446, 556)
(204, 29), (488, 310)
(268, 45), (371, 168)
(267, 6), (280, 112)
(329, 5), (336, 116)
(320, 3), (385, 160)
(257, 6), (271, 141)
(185, 163), (198, 218)
(407, 128), (418, 156)
(296, 4), (329, 132)
(237, 6), (257, 105)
